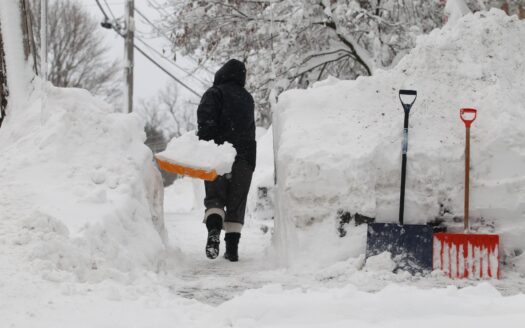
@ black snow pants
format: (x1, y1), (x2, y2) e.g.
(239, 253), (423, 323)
(203, 159), (253, 232)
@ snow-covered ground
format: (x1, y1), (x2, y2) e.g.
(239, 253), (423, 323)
(2, 129), (525, 327)
(2, 3), (525, 327)
(6, 174), (525, 327)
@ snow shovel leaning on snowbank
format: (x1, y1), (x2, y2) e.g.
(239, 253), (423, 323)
(365, 90), (434, 274)
(433, 109), (500, 279)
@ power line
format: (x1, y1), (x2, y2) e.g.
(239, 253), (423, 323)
(102, 0), (117, 21)
(135, 3), (215, 76)
(147, 0), (170, 17)
(133, 7), (210, 85)
(85, 2), (124, 7)
(135, 7), (172, 42)
(93, 0), (203, 98)
(134, 43), (202, 98)
(135, 35), (208, 86)
(94, 0), (110, 20)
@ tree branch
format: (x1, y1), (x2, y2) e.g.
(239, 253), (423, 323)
(318, 2), (372, 76)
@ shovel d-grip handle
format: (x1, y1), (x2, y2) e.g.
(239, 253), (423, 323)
(399, 90), (417, 113)
(460, 108), (477, 128)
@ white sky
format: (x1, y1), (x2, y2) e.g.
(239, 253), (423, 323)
(83, 0), (211, 107)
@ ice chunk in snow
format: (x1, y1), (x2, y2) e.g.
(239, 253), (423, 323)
(365, 252), (396, 272)
(157, 131), (237, 176)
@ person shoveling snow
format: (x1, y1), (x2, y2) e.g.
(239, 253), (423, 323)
(198, 59), (256, 262)
(158, 59), (256, 262)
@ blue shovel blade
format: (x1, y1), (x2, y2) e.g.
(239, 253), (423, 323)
(366, 223), (433, 274)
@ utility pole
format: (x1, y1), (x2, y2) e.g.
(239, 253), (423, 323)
(20, 0), (37, 74)
(124, 0), (134, 113)
(40, 0), (47, 82)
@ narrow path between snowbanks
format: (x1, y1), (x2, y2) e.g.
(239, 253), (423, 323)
(161, 179), (525, 306)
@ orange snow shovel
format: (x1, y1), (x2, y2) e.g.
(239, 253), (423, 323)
(433, 108), (500, 279)
(155, 156), (218, 181)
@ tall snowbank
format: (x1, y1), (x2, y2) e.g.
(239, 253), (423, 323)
(247, 127), (275, 222)
(0, 84), (167, 281)
(274, 10), (525, 269)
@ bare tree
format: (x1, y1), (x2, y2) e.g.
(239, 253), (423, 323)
(139, 83), (196, 185)
(31, 0), (121, 105)
(140, 82), (196, 149)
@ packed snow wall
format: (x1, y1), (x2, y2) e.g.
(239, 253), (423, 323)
(0, 2), (168, 282)
(274, 10), (525, 269)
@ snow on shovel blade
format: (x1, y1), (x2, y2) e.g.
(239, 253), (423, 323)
(433, 233), (500, 279)
(366, 223), (433, 274)
(155, 157), (218, 181)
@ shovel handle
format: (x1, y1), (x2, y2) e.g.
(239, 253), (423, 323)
(399, 90), (417, 113)
(460, 108), (477, 128)
(398, 89), (417, 225)
(461, 108), (477, 233)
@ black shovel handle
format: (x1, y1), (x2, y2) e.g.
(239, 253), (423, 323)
(398, 89), (417, 225)
(399, 90), (417, 113)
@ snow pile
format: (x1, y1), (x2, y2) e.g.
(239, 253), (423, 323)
(0, 84), (167, 282)
(274, 10), (525, 269)
(247, 127), (275, 222)
(364, 252), (397, 272)
(157, 132), (236, 175)
(207, 283), (525, 327)
(445, 0), (471, 26)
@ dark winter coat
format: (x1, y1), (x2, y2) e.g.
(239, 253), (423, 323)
(197, 59), (256, 169)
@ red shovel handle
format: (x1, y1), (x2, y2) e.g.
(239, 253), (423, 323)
(460, 108), (477, 128)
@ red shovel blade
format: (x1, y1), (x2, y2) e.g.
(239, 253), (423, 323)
(433, 233), (500, 279)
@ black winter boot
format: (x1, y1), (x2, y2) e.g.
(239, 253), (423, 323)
(224, 232), (241, 262)
(205, 214), (223, 259)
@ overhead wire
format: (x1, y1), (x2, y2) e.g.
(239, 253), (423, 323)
(138, 2), (215, 75)
(147, 0), (171, 17)
(102, 0), (117, 21)
(133, 6), (212, 85)
(134, 35), (208, 86)
(92, 0), (203, 98)
(135, 7), (172, 41)
(94, 0), (110, 20)
(133, 44), (202, 98)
